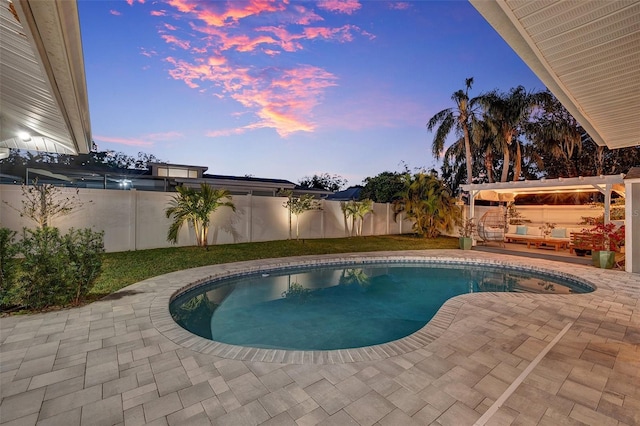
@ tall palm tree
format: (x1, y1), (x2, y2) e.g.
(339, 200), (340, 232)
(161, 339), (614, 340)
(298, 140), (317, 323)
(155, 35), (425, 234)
(392, 173), (459, 238)
(165, 183), (235, 247)
(526, 91), (585, 177)
(427, 77), (479, 185)
(479, 86), (539, 182)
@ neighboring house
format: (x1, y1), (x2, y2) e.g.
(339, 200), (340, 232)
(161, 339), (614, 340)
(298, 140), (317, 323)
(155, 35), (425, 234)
(326, 186), (363, 201)
(0, 160), (332, 198)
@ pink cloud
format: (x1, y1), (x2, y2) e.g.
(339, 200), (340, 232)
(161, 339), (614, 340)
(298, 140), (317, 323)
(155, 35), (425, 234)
(93, 135), (154, 147)
(140, 47), (157, 58)
(150, 10), (166, 17)
(206, 127), (251, 138)
(145, 131), (184, 141)
(167, 0), (285, 27)
(109, 10), (122, 16)
(317, 0), (361, 14)
(93, 132), (183, 147)
(161, 34), (191, 50)
(135, 0), (377, 137)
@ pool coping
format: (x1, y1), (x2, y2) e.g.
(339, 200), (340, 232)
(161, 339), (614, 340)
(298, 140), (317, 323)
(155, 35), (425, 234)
(148, 252), (601, 365)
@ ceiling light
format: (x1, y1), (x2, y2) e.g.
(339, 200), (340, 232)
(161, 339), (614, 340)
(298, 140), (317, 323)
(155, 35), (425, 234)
(18, 131), (31, 141)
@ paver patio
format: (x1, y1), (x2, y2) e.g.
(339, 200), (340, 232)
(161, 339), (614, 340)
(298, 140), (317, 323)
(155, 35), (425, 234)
(1, 250), (638, 425)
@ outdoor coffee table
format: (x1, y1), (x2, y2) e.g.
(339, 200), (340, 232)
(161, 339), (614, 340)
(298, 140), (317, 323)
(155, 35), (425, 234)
(526, 237), (568, 251)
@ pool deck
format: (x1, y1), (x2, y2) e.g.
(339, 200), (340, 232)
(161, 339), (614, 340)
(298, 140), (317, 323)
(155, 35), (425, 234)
(1, 250), (638, 426)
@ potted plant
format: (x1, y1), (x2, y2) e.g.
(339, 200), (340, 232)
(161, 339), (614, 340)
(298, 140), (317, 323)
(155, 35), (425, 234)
(458, 217), (476, 250)
(586, 223), (625, 269)
(538, 222), (556, 238)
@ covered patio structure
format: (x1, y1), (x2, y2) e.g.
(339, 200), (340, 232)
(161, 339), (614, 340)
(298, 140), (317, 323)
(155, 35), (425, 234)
(461, 174), (636, 272)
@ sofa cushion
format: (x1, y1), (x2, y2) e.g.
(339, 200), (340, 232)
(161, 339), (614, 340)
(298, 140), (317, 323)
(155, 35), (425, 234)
(516, 225), (527, 235)
(527, 227), (541, 236)
(551, 228), (566, 238)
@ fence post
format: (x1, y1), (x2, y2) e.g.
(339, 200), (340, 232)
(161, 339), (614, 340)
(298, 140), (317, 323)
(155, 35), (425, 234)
(247, 194), (253, 243)
(130, 189), (137, 251)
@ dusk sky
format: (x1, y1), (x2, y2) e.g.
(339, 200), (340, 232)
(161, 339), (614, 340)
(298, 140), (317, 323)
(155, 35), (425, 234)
(78, 0), (545, 187)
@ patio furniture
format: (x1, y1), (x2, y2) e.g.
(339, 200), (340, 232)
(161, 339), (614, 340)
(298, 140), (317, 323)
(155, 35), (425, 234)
(477, 208), (506, 246)
(525, 237), (568, 251)
(569, 232), (606, 254)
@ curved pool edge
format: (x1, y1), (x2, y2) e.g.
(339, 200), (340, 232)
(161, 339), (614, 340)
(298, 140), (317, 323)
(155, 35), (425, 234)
(148, 250), (601, 364)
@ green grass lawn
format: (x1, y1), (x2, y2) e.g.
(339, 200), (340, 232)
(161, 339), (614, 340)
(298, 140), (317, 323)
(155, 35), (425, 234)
(92, 235), (458, 299)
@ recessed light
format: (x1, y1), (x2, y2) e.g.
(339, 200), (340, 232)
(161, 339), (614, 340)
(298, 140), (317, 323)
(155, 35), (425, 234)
(18, 131), (31, 141)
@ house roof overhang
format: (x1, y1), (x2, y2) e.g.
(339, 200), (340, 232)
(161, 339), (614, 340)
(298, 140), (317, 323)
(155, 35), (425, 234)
(0, 0), (92, 159)
(469, 0), (640, 150)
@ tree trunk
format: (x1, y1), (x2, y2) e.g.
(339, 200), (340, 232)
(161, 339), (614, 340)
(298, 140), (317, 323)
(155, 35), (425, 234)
(501, 147), (510, 182)
(513, 140), (522, 181)
(485, 149), (494, 183)
(463, 124), (473, 184)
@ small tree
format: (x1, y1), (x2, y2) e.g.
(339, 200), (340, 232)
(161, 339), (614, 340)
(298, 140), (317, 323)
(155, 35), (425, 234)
(341, 199), (374, 236)
(3, 179), (84, 228)
(298, 173), (347, 192)
(165, 184), (235, 248)
(280, 190), (322, 240)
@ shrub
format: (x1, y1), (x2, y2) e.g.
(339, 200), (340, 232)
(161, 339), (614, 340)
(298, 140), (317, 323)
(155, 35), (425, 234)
(64, 228), (105, 304)
(19, 227), (71, 309)
(0, 228), (19, 308)
(18, 227), (104, 310)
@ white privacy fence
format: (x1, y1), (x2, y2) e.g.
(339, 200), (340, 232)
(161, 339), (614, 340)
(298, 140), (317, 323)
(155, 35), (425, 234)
(0, 184), (604, 253)
(0, 185), (414, 252)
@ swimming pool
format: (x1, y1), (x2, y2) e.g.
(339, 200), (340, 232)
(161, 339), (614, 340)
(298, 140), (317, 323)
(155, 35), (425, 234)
(170, 261), (593, 351)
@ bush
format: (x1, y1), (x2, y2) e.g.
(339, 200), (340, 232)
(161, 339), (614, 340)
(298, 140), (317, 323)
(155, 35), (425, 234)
(0, 228), (19, 307)
(64, 228), (105, 304)
(17, 227), (104, 310)
(19, 227), (70, 309)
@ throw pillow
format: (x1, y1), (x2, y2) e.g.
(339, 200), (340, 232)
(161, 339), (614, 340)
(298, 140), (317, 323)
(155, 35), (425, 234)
(551, 228), (566, 238)
(516, 226), (527, 235)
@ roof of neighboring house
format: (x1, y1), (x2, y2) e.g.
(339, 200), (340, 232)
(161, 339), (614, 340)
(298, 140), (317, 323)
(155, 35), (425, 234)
(326, 186), (363, 201)
(203, 174), (295, 186)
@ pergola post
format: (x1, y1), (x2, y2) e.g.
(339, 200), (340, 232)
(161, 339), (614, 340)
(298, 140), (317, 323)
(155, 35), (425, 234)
(604, 184), (612, 224)
(469, 190), (477, 245)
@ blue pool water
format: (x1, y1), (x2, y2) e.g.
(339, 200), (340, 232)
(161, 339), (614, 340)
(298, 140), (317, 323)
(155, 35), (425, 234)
(170, 262), (592, 351)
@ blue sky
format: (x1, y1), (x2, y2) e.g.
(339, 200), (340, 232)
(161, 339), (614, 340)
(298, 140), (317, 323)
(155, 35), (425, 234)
(78, 0), (544, 187)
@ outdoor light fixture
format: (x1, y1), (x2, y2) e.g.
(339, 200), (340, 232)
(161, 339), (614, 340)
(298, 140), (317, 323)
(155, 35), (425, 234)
(18, 131), (31, 141)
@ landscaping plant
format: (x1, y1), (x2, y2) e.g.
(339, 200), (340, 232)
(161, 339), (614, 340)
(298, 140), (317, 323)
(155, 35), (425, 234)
(165, 183), (235, 248)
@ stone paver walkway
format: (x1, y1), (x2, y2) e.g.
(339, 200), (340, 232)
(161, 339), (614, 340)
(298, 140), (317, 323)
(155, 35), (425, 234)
(1, 250), (638, 426)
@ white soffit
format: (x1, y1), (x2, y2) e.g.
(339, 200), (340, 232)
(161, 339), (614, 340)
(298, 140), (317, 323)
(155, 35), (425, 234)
(0, 0), (91, 155)
(470, 0), (640, 150)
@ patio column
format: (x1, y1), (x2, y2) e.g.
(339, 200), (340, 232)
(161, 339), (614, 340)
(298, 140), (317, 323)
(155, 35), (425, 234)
(469, 190), (477, 245)
(604, 183), (612, 224)
(624, 174), (640, 273)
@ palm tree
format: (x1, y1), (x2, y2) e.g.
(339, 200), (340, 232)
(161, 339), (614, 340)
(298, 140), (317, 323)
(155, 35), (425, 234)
(478, 86), (539, 182)
(342, 199), (374, 236)
(392, 172), (459, 238)
(427, 78), (479, 185)
(165, 183), (235, 247)
(526, 91), (585, 177)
